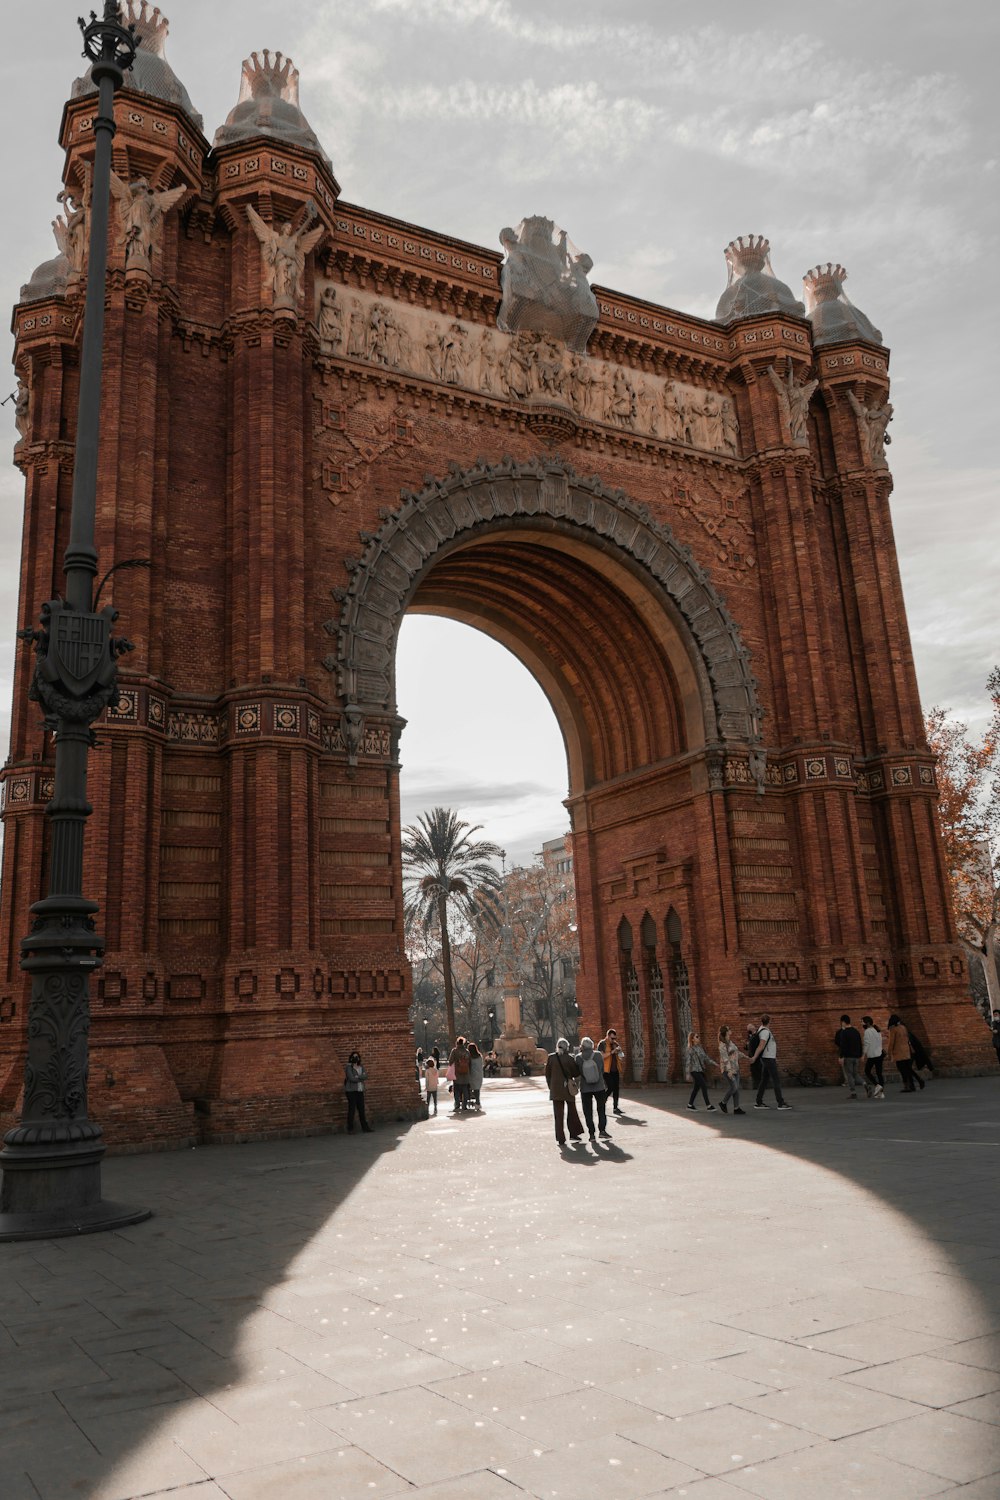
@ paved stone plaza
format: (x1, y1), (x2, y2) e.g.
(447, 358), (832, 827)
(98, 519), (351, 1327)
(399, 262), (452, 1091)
(3, 1074), (1000, 1499)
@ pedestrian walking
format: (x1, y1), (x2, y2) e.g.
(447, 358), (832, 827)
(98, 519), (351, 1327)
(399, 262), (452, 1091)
(449, 1036), (472, 1112)
(834, 1014), (865, 1098)
(861, 1016), (885, 1098)
(545, 1037), (584, 1146)
(991, 1009), (1000, 1073)
(906, 1024), (933, 1085)
(887, 1014), (919, 1092)
(746, 1021), (763, 1093)
(423, 1054), (439, 1116)
(718, 1025), (746, 1114)
(751, 1015), (793, 1110)
(468, 1041), (485, 1111)
(575, 1036), (610, 1139)
(685, 1030), (718, 1110)
(598, 1027), (626, 1115)
(344, 1051), (374, 1133)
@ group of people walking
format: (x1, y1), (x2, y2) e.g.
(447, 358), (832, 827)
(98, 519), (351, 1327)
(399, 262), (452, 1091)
(544, 1030), (626, 1145)
(682, 1010), (936, 1114)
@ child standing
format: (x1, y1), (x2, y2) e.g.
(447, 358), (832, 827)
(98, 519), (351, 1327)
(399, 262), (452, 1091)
(423, 1055), (439, 1116)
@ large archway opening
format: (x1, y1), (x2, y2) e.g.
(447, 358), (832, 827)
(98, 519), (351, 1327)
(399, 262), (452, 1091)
(338, 458), (764, 1078)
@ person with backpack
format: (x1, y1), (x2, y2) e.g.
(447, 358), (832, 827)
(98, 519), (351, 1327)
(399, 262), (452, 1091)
(545, 1037), (584, 1146)
(449, 1036), (472, 1112)
(575, 1036), (611, 1140)
(834, 1014), (865, 1099)
(751, 1015), (792, 1110)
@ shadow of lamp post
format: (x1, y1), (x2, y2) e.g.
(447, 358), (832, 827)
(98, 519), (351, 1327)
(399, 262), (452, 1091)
(0, 4), (151, 1239)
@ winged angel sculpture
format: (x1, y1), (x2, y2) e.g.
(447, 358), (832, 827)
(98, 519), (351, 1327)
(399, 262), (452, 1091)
(52, 162), (92, 281)
(109, 173), (187, 275)
(246, 203), (325, 309)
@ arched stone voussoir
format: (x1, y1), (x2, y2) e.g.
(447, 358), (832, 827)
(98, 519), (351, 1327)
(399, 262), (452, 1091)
(333, 455), (763, 745)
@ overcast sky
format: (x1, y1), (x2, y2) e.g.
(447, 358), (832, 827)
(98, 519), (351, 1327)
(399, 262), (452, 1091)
(1, 1), (997, 866)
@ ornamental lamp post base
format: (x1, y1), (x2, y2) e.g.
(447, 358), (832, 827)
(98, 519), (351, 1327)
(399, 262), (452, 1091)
(0, 1131), (151, 1241)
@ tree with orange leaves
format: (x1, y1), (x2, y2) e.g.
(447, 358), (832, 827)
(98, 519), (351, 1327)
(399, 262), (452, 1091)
(925, 667), (1000, 1012)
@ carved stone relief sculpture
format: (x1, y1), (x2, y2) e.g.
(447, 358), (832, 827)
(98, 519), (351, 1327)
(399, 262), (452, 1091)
(110, 173), (187, 277)
(497, 216), (598, 353)
(14, 378), (30, 443)
(246, 201), (325, 310)
(846, 388), (892, 468)
(766, 359), (818, 447)
(52, 163), (91, 282)
(315, 280), (741, 458)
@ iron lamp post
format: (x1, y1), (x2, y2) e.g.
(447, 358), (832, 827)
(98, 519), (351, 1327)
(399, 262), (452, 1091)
(0, 4), (150, 1239)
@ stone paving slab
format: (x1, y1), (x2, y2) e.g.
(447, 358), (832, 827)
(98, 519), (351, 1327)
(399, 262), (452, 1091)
(1, 1075), (1000, 1498)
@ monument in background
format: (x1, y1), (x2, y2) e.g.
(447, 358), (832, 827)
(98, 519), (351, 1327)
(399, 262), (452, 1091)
(0, 3), (982, 1147)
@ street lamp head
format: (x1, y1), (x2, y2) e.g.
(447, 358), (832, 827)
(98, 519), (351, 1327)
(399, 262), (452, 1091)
(80, 4), (138, 76)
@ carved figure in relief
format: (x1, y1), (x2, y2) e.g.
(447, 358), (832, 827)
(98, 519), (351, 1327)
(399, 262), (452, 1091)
(14, 377), (30, 442)
(661, 382), (685, 443)
(479, 330), (500, 393)
(385, 309), (410, 369)
(568, 354), (600, 417)
(441, 323), (470, 385)
(347, 302), (369, 359)
(535, 336), (568, 400)
(721, 399), (740, 456)
(606, 367), (636, 428)
(245, 201), (324, 306)
(701, 392), (725, 452)
(638, 380), (661, 437)
(846, 389), (893, 468)
(110, 173), (187, 275)
(502, 333), (534, 400)
(369, 302), (391, 365)
(766, 359), (818, 446)
(421, 322), (443, 380)
(52, 163), (91, 280)
(317, 285), (344, 350)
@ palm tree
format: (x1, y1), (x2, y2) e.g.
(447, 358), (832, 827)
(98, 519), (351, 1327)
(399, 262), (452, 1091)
(401, 807), (504, 1045)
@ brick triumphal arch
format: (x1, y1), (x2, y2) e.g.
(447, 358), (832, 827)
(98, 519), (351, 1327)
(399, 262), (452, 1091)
(1, 10), (983, 1146)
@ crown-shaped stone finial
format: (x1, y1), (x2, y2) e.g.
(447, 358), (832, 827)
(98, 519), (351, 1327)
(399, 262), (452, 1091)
(803, 263), (848, 303)
(214, 48), (331, 171)
(802, 262), (882, 347)
(724, 235), (771, 277)
(715, 235), (804, 324)
(72, 1), (202, 128)
(121, 1), (169, 56)
(239, 50), (300, 105)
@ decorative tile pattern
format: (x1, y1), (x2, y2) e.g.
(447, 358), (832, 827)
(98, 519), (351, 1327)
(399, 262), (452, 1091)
(235, 704), (261, 736)
(273, 704), (301, 735)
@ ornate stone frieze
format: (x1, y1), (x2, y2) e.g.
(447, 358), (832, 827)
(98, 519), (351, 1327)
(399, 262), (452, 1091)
(314, 281), (739, 456)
